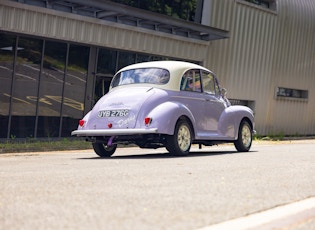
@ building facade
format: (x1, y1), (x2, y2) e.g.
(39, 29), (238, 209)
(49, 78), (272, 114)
(0, 0), (314, 139)
(204, 0), (315, 136)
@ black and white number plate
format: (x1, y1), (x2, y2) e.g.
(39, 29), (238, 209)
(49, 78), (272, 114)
(98, 109), (129, 117)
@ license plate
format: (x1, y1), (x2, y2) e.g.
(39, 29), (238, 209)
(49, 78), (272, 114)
(98, 109), (129, 117)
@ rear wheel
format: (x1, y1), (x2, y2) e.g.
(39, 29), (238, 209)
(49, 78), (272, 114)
(234, 120), (252, 152)
(92, 143), (117, 157)
(166, 119), (192, 156)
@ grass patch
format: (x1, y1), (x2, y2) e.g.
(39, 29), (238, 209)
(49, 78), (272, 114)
(254, 133), (285, 141)
(1, 135), (313, 154)
(0, 138), (92, 154)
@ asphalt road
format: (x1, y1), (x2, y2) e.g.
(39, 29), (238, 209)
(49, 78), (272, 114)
(1, 140), (315, 230)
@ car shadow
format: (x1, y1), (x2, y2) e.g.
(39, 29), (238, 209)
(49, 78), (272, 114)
(78, 150), (257, 160)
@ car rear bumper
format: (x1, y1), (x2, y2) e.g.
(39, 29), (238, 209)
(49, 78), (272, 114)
(71, 128), (158, 136)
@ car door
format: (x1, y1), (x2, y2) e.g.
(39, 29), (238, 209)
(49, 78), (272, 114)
(179, 69), (205, 134)
(200, 70), (227, 138)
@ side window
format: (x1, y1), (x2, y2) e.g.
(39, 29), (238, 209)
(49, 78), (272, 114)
(201, 71), (216, 94)
(180, 69), (201, 92)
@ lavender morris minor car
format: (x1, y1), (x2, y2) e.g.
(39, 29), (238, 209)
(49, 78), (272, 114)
(72, 61), (255, 157)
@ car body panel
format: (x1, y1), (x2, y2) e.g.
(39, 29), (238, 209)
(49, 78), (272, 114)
(85, 87), (156, 130)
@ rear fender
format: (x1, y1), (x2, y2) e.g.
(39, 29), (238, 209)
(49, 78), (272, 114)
(146, 101), (196, 136)
(77, 111), (91, 130)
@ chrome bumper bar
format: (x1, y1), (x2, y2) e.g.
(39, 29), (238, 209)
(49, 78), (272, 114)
(71, 128), (158, 136)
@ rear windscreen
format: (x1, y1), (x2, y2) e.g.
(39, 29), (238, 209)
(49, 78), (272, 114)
(111, 68), (170, 88)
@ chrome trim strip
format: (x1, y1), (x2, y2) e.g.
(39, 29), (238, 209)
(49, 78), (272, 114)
(171, 96), (204, 101)
(71, 128), (158, 136)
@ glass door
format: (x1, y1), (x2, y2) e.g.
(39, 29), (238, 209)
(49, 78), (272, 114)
(94, 74), (112, 103)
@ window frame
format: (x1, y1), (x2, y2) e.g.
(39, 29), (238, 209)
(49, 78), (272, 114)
(237, 0), (278, 13)
(111, 67), (170, 88)
(180, 69), (201, 93)
(180, 69), (221, 95)
(201, 70), (217, 95)
(275, 87), (309, 101)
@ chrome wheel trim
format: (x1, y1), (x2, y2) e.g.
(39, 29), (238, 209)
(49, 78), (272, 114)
(241, 124), (252, 148)
(177, 124), (191, 152)
(104, 144), (116, 151)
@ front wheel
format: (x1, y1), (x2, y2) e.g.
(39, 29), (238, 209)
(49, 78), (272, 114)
(166, 119), (192, 156)
(92, 143), (117, 157)
(234, 120), (253, 152)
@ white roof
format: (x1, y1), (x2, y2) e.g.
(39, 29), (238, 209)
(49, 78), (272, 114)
(114, 61), (211, 91)
(119, 60), (209, 73)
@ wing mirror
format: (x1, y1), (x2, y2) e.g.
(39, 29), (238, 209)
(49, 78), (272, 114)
(221, 88), (227, 97)
(221, 88), (231, 107)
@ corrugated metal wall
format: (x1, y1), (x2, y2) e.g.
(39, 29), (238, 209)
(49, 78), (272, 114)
(270, 0), (315, 136)
(204, 0), (315, 136)
(0, 0), (209, 62)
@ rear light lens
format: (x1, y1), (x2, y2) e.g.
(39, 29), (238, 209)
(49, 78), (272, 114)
(108, 123), (113, 128)
(79, 119), (85, 127)
(144, 117), (152, 126)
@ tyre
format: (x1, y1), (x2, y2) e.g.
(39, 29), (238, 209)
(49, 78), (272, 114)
(166, 119), (192, 156)
(234, 120), (252, 152)
(92, 143), (117, 157)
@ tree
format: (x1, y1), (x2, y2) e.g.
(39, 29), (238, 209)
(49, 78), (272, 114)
(110, 0), (197, 21)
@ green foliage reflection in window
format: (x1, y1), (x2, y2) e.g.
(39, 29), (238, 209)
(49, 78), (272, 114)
(110, 0), (197, 21)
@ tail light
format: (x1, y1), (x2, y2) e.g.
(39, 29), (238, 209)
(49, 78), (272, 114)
(79, 119), (85, 127)
(144, 117), (152, 126)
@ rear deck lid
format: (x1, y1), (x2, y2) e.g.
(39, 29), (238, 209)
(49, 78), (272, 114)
(88, 87), (155, 129)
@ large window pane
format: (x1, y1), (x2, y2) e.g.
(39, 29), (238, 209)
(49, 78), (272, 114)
(97, 48), (117, 75)
(136, 54), (168, 63)
(37, 41), (66, 138)
(10, 37), (42, 138)
(117, 51), (136, 70)
(136, 54), (150, 63)
(0, 33), (16, 138)
(95, 49), (117, 102)
(61, 44), (89, 137)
